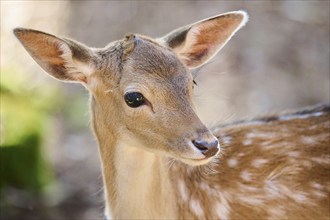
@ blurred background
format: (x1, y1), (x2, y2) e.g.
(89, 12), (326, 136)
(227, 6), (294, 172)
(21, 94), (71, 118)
(1, 1), (329, 219)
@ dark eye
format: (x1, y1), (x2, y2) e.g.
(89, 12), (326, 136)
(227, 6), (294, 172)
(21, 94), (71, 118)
(124, 92), (145, 108)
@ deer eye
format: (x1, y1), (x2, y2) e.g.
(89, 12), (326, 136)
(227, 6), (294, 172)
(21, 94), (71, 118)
(124, 92), (145, 108)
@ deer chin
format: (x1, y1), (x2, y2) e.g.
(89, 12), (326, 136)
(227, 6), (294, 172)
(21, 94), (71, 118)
(168, 142), (220, 166)
(179, 156), (215, 166)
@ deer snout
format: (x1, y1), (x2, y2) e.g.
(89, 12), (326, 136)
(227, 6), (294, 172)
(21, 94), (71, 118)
(192, 138), (219, 158)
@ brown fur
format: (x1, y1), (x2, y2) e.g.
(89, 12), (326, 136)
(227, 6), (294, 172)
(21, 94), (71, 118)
(173, 105), (330, 219)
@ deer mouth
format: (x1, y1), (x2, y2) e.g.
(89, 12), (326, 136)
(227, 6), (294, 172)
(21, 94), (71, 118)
(180, 156), (216, 166)
(165, 136), (220, 165)
(178, 142), (219, 165)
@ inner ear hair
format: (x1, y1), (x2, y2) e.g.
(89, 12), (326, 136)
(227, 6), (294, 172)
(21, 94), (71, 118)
(160, 11), (248, 69)
(14, 28), (95, 83)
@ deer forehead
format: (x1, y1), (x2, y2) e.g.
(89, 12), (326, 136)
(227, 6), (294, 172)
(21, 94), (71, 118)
(124, 36), (191, 79)
(93, 36), (193, 97)
(119, 36), (193, 97)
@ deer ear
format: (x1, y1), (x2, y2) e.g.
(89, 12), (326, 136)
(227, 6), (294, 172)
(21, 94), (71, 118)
(161, 11), (248, 69)
(13, 28), (95, 83)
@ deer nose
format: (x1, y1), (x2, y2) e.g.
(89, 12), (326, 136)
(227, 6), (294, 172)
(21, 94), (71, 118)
(192, 139), (219, 158)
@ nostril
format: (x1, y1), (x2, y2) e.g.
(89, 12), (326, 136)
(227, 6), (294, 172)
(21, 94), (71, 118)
(192, 140), (209, 152)
(192, 139), (219, 157)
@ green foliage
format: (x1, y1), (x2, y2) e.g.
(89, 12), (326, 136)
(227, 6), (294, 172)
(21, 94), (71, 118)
(0, 67), (57, 192)
(0, 135), (52, 191)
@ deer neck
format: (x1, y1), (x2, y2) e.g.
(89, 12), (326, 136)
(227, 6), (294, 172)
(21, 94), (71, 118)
(91, 99), (177, 219)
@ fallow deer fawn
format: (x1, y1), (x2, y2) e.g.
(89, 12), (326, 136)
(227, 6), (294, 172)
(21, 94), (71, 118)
(14, 11), (329, 219)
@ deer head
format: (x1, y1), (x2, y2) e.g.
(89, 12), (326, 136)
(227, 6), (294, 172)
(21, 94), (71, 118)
(14, 11), (248, 166)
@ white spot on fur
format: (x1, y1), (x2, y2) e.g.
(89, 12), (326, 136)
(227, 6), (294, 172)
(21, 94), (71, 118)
(323, 121), (330, 128)
(302, 160), (313, 168)
(240, 171), (252, 182)
(200, 182), (218, 196)
(261, 141), (293, 149)
(190, 199), (204, 218)
(199, 182), (208, 190)
(227, 158), (238, 168)
(311, 157), (330, 165)
(311, 182), (323, 190)
(268, 206), (286, 219)
(242, 139), (253, 146)
(316, 133), (330, 141)
(313, 190), (327, 198)
(237, 183), (259, 192)
(261, 140), (272, 147)
(264, 180), (282, 199)
(215, 192), (231, 220)
(199, 182), (211, 193)
(301, 136), (317, 145)
(178, 180), (189, 202)
(238, 152), (245, 157)
(251, 158), (268, 168)
(291, 193), (308, 203)
(247, 132), (277, 139)
(221, 135), (232, 145)
(238, 195), (264, 205)
(287, 151), (300, 158)
(309, 125), (318, 130)
(246, 133), (256, 139)
(266, 179), (310, 204)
